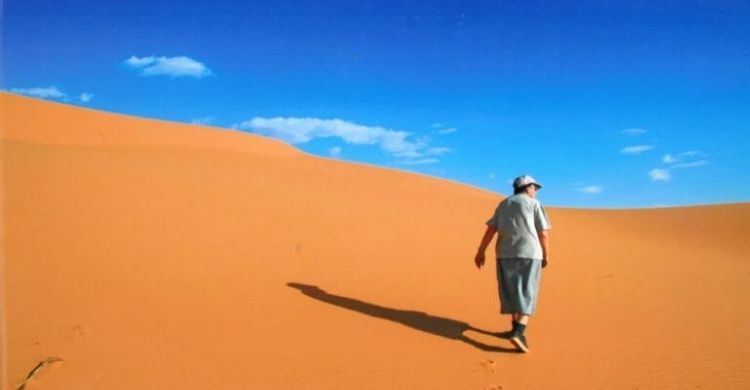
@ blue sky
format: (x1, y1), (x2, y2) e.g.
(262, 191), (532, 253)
(4, 0), (750, 208)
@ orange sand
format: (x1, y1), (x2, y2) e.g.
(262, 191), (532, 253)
(2, 92), (749, 389)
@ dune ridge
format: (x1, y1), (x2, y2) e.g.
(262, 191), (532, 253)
(2, 92), (749, 389)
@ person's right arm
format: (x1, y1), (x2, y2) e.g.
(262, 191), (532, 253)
(538, 230), (549, 268)
(533, 201), (551, 268)
(475, 225), (498, 269)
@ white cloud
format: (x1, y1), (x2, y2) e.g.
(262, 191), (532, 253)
(426, 147), (451, 155)
(11, 86), (67, 100)
(673, 160), (708, 169)
(124, 55), (213, 78)
(576, 185), (603, 194)
(649, 169), (671, 182)
(79, 92), (93, 103)
(678, 151), (709, 161)
(662, 151), (709, 169)
(329, 146), (342, 157)
(487, 173), (496, 180)
(397, 158), (439, 165)
(191, 117), (214, 125)
(621, 128), (647, 136)
(235, 117), (449, 162)
(666, 151), (709, 161)
(125, 56), (157, 67)
(679, 151), (706, 158)
(431, 123), (458, 134)
(621, 145), (655, 154)
(648, 150), (708, 183)
(12, 86), (93, 104)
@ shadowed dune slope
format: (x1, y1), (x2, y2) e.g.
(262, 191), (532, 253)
(2, 92), (749, 389)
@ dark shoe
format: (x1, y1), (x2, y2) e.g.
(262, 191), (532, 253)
(496, 321), (519, 339)
(510, 332), (529, 353)
(495, 330), (513, 339)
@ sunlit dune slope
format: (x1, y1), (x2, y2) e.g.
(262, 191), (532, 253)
(2, 92), (749, 389)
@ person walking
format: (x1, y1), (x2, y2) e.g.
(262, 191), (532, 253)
(474, 175), (551, 353)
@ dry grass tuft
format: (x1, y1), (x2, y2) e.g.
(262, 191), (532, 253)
(16, 357), (63, 390)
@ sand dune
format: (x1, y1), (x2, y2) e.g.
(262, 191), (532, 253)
(2, 92), (749, 389)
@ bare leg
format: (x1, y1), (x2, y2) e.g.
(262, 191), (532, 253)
(511, 313), (528, 324)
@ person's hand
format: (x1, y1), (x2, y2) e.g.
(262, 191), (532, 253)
(542, 258), (549, 269)
(474, 251), (486, 269)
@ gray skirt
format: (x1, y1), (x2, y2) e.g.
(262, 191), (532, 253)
(496, 258), (542, 315)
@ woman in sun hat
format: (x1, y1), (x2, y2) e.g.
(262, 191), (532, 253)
(474, 175), (551, 353)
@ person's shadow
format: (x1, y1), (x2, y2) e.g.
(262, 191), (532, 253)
(287, 282), (519, 353)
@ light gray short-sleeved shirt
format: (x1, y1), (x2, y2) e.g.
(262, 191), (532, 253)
(487, 194), (551, 260)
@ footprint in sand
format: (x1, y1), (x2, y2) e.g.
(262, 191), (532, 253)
(64, 324), (87, 341)
(479, 359), (496, 374)
(74, 324), (86, 337)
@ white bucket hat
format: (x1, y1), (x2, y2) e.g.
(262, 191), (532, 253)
(513, 175), (543, 189)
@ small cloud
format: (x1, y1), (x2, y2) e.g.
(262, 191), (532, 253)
(666, 151), (709, 161)
(678, 151), (710, 162)
(11, 86), (68, 100)
(12, 86), (95, 104)
(329, 146), (342, 158)
(125, 56), (157, 67)
(79, 92), (93, 103)
(430, 123), (458, 134)
(621, 128), (647, 136)
(649, 168), (671, 182)
(678, 151), (706, 158)
(191, 117), (215, 125)
(621, 145), (655, 154)
(487, 173), (496, 180)
(576, 185), (603, 194)
(426, 147), (451, 155)
(673, 160), (708, 169)
(124, 55), (213, 78)
(397, 158), (439, 165)
(662, 150), (709, 169)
